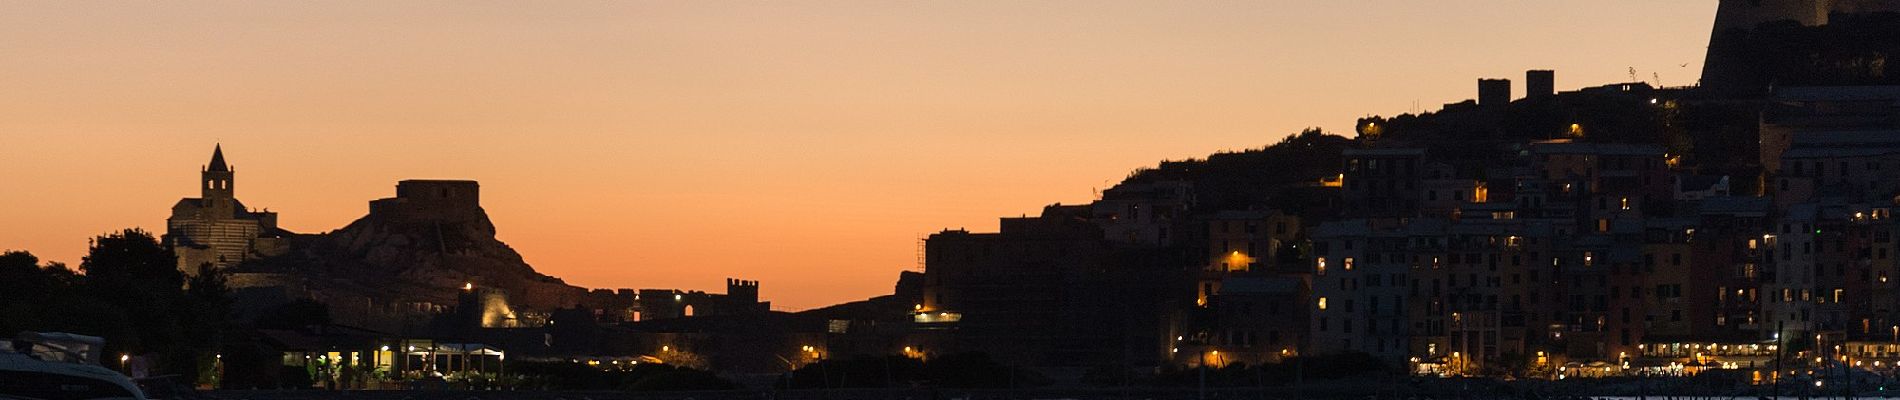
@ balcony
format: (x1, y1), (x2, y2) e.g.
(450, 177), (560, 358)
(914, 311), (963, 324)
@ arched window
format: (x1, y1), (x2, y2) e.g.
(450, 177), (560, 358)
(683, 305), (695, 317)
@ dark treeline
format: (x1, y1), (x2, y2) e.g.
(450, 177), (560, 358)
(0, 229), (229, 384)
(2, 229), (736, 391)
(1123, 128), (1352, 220)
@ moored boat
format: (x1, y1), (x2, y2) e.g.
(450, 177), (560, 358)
(0, 331), (147, 400)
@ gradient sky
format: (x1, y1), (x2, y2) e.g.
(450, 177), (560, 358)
(0, 1), (1718, 310)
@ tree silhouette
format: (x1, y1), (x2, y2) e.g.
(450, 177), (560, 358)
(79, 229), (187, 362)
(3, 230), (236, 383)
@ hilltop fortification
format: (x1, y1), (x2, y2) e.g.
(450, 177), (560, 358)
(1702, 0), (1900, 93)
(1712, 0), (1900, 32)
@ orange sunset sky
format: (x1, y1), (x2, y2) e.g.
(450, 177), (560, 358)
(0, 2), (1717, 310)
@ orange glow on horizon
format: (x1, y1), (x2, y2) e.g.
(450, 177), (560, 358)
(0, 2), (1718, 310)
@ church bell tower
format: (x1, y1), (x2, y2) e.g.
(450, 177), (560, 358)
(203, 144), (234, 200)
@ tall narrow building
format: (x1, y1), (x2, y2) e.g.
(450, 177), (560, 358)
(165, 144), (287, 275)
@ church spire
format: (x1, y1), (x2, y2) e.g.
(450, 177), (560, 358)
(207, 144), (229, 172)
(202, 144), (234, 200)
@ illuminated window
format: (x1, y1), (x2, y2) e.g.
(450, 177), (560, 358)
(1834, 289), (1844, 303)
(1317, 297), (1328, 310)
(1343, 257), (1355, 271)
(1584, 252), (1595, 267)
(1316, 257), (1327, 276)
(1620, 197), (1630, 210)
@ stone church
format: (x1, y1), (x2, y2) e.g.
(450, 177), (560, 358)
(165, 144), (288, 276)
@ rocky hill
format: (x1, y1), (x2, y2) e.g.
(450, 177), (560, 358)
(236, 180), (602, 315)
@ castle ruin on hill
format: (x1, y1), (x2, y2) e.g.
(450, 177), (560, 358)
(162, 145), (769, 335)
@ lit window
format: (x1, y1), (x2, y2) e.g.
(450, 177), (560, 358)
(1620, 197), (1630, 210)
(1343, 257), (1355, 271)
(1317, 297), (1328, 310)
(1316, 257), (1327, 276)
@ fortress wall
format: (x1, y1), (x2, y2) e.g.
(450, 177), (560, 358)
(1713, 0), (1900, 32)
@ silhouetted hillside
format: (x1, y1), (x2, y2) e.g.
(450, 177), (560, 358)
(1121, 128), (1352, 217)
(236, 199), (596, 312)
(1360, 84), (1672, 167)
